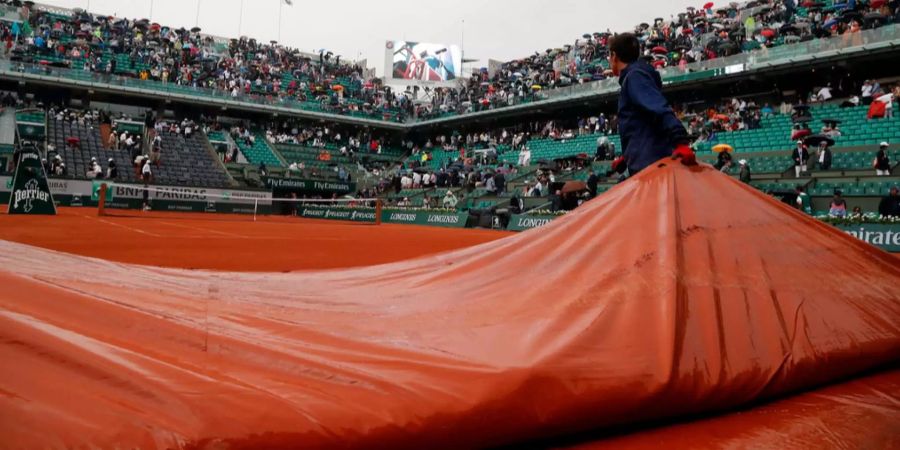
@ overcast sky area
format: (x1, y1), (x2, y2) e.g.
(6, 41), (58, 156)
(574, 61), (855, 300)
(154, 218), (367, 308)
(36, 0), (697, 75)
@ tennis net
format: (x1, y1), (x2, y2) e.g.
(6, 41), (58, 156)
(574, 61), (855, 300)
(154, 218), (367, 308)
(94, 182), (382, 223)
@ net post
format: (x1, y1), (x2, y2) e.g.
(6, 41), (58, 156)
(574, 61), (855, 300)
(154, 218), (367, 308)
(97, 183), (108, 217)
(254, 198), (258, 222)
(375, 199), (383, 226)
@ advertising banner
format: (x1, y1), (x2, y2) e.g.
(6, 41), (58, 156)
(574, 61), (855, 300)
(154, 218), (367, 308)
(264, 177), (355, 195)
(91, 181), (270, 205)
(295, 206), (467, 228)
(0, 175), (92, 206)
(507, 214), (559, 232)
(381, 209), (467, 228)
(92, 181), (271, 214)
(6, 151), (55, 215)
(298, 206), (376, 223)
(837, 224), (900, 253)
(1, 176), (270, 215)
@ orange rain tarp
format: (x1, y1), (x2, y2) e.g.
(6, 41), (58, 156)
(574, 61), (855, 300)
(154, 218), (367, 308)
(1, 161), (899, 449)
(564, 367), (900, 449)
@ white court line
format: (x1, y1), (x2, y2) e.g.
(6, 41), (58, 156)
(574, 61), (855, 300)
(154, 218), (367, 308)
(87, 216), (164, 237)
(156, 221), (245, 238)
(153, 221), (347, 241)
(74, 212), (350, 241)
(156, 228), (349, 241)
(160, 234), (345, 241)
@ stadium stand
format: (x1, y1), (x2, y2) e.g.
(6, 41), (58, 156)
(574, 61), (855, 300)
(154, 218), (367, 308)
(155, 128), (233, 188)
(3, 1), (897, 122)
(234, 132), (284, 167)
(46, 113), (139, 183)
(697, 103), (900, 153)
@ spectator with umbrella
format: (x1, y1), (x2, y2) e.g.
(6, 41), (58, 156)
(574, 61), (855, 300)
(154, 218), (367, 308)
(821, 118), (842, 137)
(805, 135), (835, 171)
(713, 144), (734, 172)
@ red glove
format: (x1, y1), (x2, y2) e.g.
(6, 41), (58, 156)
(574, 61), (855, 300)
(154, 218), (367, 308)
(672, 144), (697, 166)
(610, 156), (627, 174)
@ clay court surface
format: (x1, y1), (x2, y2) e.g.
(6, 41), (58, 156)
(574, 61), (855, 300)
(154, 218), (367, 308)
(0, 206), (510, 271)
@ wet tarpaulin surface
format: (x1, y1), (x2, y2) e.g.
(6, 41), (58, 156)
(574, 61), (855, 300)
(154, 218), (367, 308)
(1, 162), (899, 449)
(562, 367), (900, 450)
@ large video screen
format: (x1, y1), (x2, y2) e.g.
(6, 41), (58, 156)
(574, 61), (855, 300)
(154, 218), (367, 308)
(386, 41), (462, 82)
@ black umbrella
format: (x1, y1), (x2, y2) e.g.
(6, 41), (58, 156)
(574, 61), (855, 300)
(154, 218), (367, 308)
(717, 41), (739, 53)
(813, 28), (832, 38)
(840, 11), (862, 22)
(780, 24), (799, 34)
(804, 135), (835, 147)
(191, 26), (202, 33)
(821, 118), (842, 125)
(793, 116), (813, 123)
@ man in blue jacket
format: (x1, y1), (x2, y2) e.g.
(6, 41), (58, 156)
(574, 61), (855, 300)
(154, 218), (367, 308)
(608, 33), (695, 176)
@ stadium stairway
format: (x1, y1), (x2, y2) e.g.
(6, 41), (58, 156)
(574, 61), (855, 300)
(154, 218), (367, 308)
(201, 132), (240, 187)
(234, 132), (285, 167)
(155, 130), (233, 188)
(0, 108), (16, 147)
(207, 130), (249, 164)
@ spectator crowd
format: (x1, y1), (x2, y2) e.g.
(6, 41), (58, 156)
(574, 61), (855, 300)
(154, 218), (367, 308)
(2, 0), (898, 121)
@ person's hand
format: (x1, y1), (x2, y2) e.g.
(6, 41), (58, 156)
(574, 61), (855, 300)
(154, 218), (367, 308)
(609, 156), (627, 176)
(672, 144), (697, 166)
